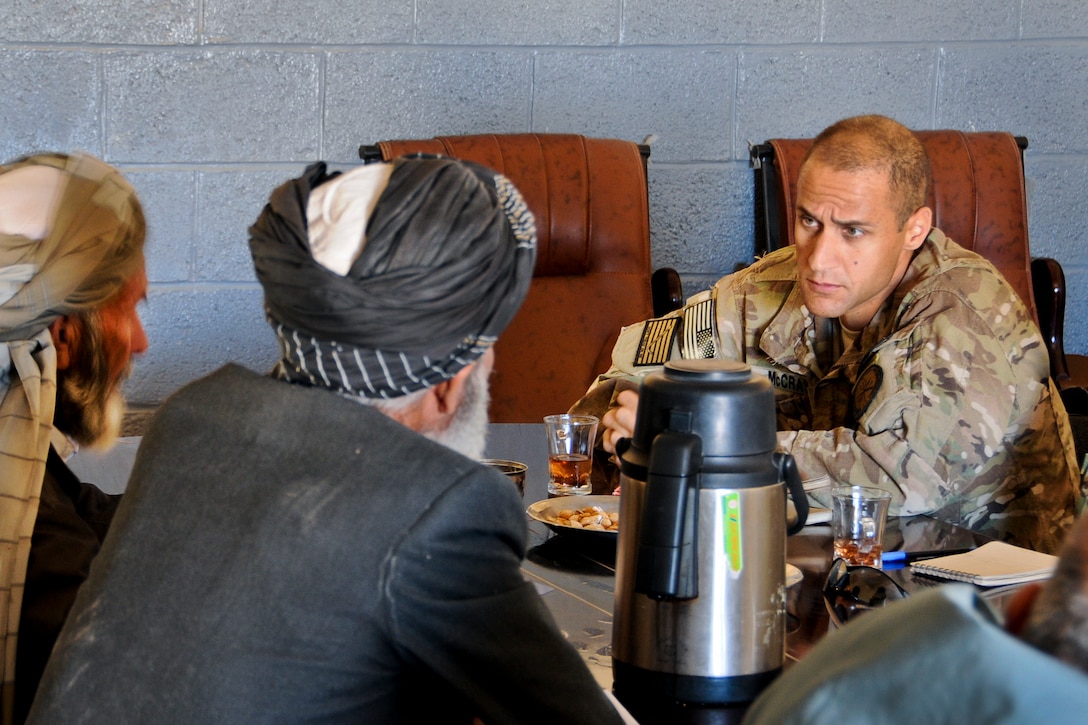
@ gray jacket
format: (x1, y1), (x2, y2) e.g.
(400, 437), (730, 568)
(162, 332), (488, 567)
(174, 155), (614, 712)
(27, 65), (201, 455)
(30, 365), (621, 724)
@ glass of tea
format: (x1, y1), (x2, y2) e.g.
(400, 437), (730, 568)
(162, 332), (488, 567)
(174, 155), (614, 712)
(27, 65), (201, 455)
(831, 485), (891, 568)
(543, 414), (598, 496)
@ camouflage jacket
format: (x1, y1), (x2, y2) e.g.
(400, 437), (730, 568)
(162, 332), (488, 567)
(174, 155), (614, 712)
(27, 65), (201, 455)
(586, 230), (1080, 553)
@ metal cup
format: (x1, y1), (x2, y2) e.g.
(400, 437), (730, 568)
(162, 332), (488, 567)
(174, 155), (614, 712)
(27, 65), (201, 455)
(481, 458), (527, 497)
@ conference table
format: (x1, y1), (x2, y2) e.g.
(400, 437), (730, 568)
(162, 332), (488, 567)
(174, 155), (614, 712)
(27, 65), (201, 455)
(484, 423), (1013, 724)
(71, 423), (1013, 723)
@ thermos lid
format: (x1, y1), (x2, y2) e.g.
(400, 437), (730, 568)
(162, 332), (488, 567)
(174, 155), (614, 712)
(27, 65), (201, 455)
(629, 358), (778, 463)
(665, 358), (752, 383)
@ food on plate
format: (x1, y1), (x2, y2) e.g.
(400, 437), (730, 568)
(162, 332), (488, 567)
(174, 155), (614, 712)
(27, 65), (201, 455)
(549, 505), (619, 532)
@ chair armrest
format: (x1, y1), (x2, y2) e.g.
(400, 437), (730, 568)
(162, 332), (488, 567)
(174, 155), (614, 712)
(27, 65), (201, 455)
(1032, 257), (1071, 385)
(652, 267), (683, 317)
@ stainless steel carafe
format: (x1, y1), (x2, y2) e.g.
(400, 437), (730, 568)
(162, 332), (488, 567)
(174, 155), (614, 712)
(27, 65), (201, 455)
(612, 359), (807, 713)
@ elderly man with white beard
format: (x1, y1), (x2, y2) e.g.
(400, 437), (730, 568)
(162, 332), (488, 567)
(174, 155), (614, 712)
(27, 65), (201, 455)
(29, 156), (630, 725)
(0, 152), (148, 725)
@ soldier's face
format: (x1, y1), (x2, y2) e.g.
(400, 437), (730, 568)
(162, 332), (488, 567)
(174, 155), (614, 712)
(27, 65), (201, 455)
(793, 162), (929, 331)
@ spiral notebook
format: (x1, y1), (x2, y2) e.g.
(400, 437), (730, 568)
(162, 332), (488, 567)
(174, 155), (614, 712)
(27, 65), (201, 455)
(909, 541), (1058, 587)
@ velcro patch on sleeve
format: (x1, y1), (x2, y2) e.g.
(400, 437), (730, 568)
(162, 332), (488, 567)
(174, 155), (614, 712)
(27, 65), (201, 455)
(634, 317), (679, 366)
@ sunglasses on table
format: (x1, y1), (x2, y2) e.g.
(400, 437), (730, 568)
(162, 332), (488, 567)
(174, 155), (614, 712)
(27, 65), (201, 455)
(823, 557), (909, 628)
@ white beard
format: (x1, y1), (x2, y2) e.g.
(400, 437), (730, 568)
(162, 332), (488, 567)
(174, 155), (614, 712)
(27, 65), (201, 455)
(82, 387), (126, 451)
(425, 362), (490, 460)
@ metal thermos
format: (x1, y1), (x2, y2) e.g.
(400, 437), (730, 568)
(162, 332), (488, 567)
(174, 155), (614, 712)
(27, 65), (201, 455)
(612, 359), (807, 713)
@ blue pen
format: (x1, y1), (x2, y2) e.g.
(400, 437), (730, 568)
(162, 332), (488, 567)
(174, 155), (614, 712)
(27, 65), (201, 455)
(882, 547), (974, 565)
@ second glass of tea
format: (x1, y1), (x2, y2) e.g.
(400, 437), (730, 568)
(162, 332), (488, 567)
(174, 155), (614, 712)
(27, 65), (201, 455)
(543, 414), (598, 496)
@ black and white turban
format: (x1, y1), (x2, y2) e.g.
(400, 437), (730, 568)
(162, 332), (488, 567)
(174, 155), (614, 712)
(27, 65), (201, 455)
(248, 155), (537, 399)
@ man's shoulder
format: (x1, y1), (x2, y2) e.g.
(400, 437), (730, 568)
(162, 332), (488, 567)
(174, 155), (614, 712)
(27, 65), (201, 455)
(174, 363), (277, 397)
(142, 363), (407, 459)
(158, 363), (376, 423)
(745, 586), (1088, 724)
(152, 363), (264, 409)
(916, 229), (1016, 288)
(742, 245), (798, 280)
(713, 246), (799, 307)
(904, 229), (1026, 313)
(136, 365), (493, 517)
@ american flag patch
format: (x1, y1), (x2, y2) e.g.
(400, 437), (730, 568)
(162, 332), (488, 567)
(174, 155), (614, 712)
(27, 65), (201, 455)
(634, 317), (679, 366)
(681, 299), (717, 359)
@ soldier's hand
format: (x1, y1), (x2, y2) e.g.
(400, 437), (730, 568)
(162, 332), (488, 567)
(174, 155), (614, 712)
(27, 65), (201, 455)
(602, 389), (639, 455)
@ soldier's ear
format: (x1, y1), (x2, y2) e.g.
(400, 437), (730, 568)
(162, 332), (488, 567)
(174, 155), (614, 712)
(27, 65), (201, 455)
(903, 206), (932, 251)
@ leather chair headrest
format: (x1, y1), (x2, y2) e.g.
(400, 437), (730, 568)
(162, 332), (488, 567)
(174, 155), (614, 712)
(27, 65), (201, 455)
(376, 133), (649, 279)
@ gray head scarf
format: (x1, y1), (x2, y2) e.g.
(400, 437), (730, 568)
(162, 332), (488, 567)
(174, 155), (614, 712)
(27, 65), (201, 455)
(249, 154), (537, 399)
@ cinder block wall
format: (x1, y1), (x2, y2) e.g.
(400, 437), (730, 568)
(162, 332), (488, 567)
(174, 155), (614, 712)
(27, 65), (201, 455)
(2, 1), (1086, 407)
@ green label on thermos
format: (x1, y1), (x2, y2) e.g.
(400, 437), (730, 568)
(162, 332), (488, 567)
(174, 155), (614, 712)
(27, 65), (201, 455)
(723, 492), (742, 572)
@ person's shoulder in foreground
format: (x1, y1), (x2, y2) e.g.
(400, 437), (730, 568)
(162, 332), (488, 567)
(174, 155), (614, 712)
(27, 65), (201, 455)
(743, 514), (1088, 725)
(29, 156), (626, 724)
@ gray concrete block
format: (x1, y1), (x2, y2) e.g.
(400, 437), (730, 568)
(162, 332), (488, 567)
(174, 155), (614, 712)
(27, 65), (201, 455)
(0, 51), (101, 161)
(126, 285), (274, 405)
(1023, 156), (1088, 354)
(323, 50), (532, 162)
(737, 48), (936, 147)
(416, 0), (618, 45)
(823, 0), (1018, 42)
(0, 0), (197, 44)
(649, 163), (752, 277)
(532, 50), (733, 162)
(124, 169), (196, 283)
(679, 273), (726, 299)
(938, 44), (1088, 154)
(1, 0), (1084, 394)
(104, 50), (321, 163)
(622, 0), (819, 44)
(197, 168), (299, 282)
(204, 0), (410, 44)
(1025, 157), (1088, 263)
(1022, 0), (1088, 38)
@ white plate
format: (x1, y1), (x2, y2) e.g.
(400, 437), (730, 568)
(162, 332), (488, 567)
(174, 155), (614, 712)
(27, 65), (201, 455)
(527, 495), (620, 541)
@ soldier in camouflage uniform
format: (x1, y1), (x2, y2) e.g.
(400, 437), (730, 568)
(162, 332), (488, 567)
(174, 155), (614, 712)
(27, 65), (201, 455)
(576, 115), (1080, 554)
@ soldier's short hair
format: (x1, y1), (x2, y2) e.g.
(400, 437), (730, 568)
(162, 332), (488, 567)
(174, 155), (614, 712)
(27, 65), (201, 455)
(801, 115), (931, 231)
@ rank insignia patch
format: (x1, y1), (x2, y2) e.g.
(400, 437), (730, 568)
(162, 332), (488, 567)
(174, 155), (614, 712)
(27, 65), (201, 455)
(634, 317), (679, 366)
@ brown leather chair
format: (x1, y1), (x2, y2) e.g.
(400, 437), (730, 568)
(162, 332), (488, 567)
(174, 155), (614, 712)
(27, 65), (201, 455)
(750, 130), (1086, 408)
(359, 133), (682, 423)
